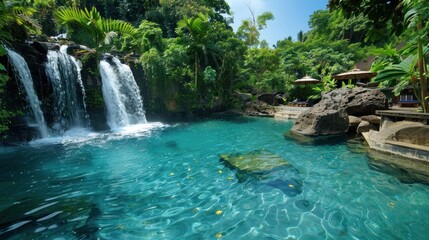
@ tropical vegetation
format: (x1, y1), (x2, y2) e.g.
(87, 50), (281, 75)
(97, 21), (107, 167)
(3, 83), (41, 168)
(0, 0), (428, 138)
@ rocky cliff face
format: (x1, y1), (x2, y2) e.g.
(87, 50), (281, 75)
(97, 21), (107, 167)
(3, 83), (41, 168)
(1, 39), (161, 143)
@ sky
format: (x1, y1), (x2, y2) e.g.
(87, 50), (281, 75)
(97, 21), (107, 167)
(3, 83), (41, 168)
(225, 0), (329, 46)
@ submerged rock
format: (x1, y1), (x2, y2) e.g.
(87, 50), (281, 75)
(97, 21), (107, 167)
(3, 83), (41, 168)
(220, 149), (290, 172)
(220, 150), (302, 196)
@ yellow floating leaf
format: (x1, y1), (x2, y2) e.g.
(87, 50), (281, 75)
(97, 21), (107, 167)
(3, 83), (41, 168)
(215, 233), (223, 238)
(169, 172), (174, 176)
(215, 210), (223, 215)
(218, 170), (223, 174)
(227, 177), (234, 181)
(288, 184), (294, 188)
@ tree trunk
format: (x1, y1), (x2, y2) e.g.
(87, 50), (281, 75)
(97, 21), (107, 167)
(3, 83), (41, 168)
(418, 40), (428, 112)
(194, 52), (199, 91)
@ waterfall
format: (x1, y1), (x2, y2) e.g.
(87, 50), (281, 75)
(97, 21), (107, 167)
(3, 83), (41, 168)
(6, 47), (50, 138)
(99, 56), (146, 129)
(45, 46), (90, 134)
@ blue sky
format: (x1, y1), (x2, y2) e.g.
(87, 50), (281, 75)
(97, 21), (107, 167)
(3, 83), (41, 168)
(225, 0), (329, 46)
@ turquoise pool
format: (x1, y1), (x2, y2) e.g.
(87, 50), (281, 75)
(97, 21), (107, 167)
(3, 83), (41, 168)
(1, 117), (429, 239)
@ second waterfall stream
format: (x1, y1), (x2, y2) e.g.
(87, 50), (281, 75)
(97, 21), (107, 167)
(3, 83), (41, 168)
(99, 56), (147, 130)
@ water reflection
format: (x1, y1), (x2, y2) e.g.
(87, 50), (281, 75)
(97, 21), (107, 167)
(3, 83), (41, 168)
(347, 138), (429, 185)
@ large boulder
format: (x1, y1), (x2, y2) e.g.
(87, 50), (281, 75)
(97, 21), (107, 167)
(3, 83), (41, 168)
(321, 87), (388, 116)
(348, 116), (362, 127)
(291, 103), (349, 136)
(258, 93), (280, 106)
(361, 115), (381, 125)
(291, 87), (387, 136)
(244, 100), (276, 117)
(357, 121), (377, 133)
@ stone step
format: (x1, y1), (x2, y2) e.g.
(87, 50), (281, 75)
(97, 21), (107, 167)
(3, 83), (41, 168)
(274, 111), (302, 119)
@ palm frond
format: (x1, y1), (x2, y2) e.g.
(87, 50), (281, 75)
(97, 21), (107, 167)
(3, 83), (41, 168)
(374, 54), (418, 92)
(55, 7), (135, 50)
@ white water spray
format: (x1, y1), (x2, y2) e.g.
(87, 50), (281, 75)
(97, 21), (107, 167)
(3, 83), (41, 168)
(99, 56), (146, 129)
(45, 46), (89, 134)
(6, 47), (49, 138)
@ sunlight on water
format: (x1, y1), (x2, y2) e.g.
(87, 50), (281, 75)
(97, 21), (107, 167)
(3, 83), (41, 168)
(110, 122), (167, 135)
(1, 117), (429, 239)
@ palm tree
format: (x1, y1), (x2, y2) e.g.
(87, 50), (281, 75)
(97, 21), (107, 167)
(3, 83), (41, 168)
(177, 13), (209, 91)
(237, 9), (274, 48)
(374, 0), (429, 112)
(55, 7), (135, 52)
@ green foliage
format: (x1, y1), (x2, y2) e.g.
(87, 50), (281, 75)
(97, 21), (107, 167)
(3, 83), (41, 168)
(336, 0), (429, 112)
(370, 44), (401, 72)
(277, 39), (359, 80)
(55, 7), (135, 50)
(120, 20), (164, 53)
(374, 54), (418, 95)
(0, 45), (19, 139)
(8, 0), (426, 117)
(177, 12), (209, 90)
(203, 66), (216, 84)
(85, 88), (104, 108)
(162, 38), (192, 82)
(328, 0), (405, 37)
(237, 11), (274, 48)
(310, 76), (337, 100)
(140, 47), (167, 111)
(0, 0), (41, 42)
(240, 48), (285, 92)
(146, 0), (226, 38)
(32, 0), (58, 36)
(116, 0), (159, 25)
(139, 38), (192, 112)
(341, 79), (355, 89)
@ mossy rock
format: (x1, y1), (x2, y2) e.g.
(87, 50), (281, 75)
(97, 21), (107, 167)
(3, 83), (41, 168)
(220, 149), (291, 173)
(220, 150), (303, 197)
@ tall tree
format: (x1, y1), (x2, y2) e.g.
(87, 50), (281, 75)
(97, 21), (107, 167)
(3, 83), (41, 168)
(177, 12), (209, 91)
(237, 9), (274, 48)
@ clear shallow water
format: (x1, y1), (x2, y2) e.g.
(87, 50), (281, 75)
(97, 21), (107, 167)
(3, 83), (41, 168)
(1, 117), (429, 240)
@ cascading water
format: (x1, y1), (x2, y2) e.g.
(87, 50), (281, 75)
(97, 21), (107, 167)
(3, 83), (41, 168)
(45, 46), (90, 134)
(6, 47), (50, 138)
(99, 56), (147, 129)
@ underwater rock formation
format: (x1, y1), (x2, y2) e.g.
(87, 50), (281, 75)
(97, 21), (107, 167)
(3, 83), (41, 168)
(220, 149), (302, 197)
